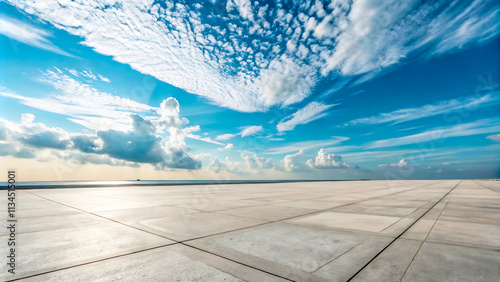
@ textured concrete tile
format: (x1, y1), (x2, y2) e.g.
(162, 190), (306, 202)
(217, 205), (317, 221)
(438, 209), (500, 225)
(379, 218), (417, 237)
(358, 199), (428, 208)
(189, 222), (365, 279)
(16, 206), (81, 219)
(401, 219), (435, 241)
(313, 237), (393, 281)
(288, 211), (401, 233)
(20, 244), (286, 282)
(94, 205), (200, 222)
(273, 200), (348, 210)
(0, 213), (106, 235)
(332, 204), (417, 217)
(0, 221), (173, 280)
(27, 195), (161, 212)
(426, 220), (500, 249)
(402, 242), (500, 282)
(137, 212), (266, 241)
(351, 239), (422, 282)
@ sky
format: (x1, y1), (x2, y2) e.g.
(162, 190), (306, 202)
(0, 0), (499, 181)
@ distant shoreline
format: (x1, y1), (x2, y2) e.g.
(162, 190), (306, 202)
(3, 179), (364, 190)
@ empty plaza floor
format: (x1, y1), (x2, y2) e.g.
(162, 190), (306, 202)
(1, 180), (499, 281)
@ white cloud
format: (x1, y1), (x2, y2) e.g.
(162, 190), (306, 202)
(80, 70), (96, 80)
(486, 134), (500, 141)
(0, 112), (201, 169)
(209, 153), (273, 175)
(7, 0), (497, 112)
(368, 118), (500, 149)
(379, 159), (410, 168)
(1, 70), (156, 132)
(265, 137), (349, 155)
(346, 93), (500, 126)
(277, 102), (334, 132)
(282, 149), (309, 172)
(98, 74), (111, 83)
(240, 125), (263, 137)
(0, 15), (72, 57)
(215, 134), (236, 141)
(215, 125), (263, 141)
(218, 143), (234, 151)
(306, 149), (357, 169)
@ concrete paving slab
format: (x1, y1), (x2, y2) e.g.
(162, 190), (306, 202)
(351, 239), (422, 282)
(0, 212), (107, 235)
(94, 205), (201, 222)
(136, 212), (266, 241)
(272, 199), (348, 210)
(216, 204), (318, 221)
(188, 222), (369, 280)
(312, 236), (393, 281)
(1, 180), (497, 281)
(287, 211), (401, 233)
(402, 242), (500, 282)
(332, 204), (417, 217)
(0, 221), (173, 280)
(426, 220), (500, 249)
(401, 219), (436, 241)
(21, 244), (286, 282)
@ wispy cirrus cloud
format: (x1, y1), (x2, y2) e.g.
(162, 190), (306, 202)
(6, 0), (499, 112)
(368, 118), (500, 148)
(346, 93), (500, 126)
(265, 137), (349, 155)
(0, 15), (73, 57)
(486, 134), (500, 141)
(215, 125), (263, 140)
(1, 69), (155, 132)
(277, 102), (334, 132)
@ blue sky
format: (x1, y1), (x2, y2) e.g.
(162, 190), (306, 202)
(0, 0), (499, 181)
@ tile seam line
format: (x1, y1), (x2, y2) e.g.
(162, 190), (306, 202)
(399, 186), (456, 281)
(347, 180), (462, 282)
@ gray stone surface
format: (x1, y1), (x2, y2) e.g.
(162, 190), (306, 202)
(287, 211), (401, 233)
(402, 242), (500, 282)
(0, 179), (498, 281)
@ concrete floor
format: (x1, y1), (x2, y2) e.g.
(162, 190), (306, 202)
(1, 180), (499, 281)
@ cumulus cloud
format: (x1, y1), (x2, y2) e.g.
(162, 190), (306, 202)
(306, 149), (358, 169)
(486, 134), (500, 141)
(277, 102), (334, 132)
(379, 159), (410, 168)
(0, 101), (202, 169)
(157, 97), (189, 129)
(7, 0), (497, 112)
(0, 15), (73, 57)
(218, 143), (234, 151)
(209, 153), (274, 174)
(282, 149), (309, 172)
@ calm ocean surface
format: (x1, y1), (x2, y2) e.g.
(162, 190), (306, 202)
(11, 179), (336, 189)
